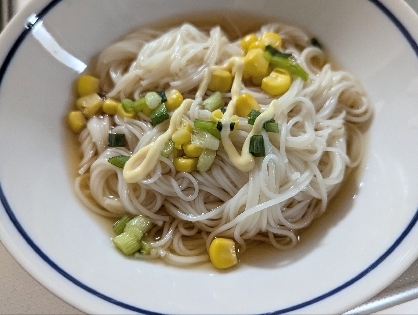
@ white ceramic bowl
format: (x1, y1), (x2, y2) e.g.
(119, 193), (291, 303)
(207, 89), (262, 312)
(1, 0), (418, 313)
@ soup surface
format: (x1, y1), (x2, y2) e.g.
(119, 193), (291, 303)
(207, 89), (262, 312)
(66, 18), (372, 270)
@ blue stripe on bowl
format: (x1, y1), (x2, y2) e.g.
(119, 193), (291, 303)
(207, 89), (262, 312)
(0, 0), (417, 314)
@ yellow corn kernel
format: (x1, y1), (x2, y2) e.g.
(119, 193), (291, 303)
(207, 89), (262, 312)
(179, 120), (193, 133)
(76, 93), (104, 118)
(207, 69), (233, 93)
(117, 104), (136, 119)
(209, 238), (238, 269)
(261, 69), (292, 96)
(248, 40), (266, 51)
(173, 157), (198, 173)
(172, 128), (192, 150)
(261, 32), (282, 50)
(240, 33), (258, 53)
(243, 48), (269, 78)
(235, 93), (260, 118)
(210, 109), (223, 122)
(77, 75), (100, 97)
(251, 75), (265, 86)
(165, 89), (184, 111)
(242, 70), (252, 81)
(183, 143), (204, 158)
(102, 98), (120, 115)
(68, 111), (87, 133)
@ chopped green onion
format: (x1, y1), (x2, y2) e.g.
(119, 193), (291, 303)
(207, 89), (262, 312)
(112, 215), (154, 256)
(139, 241), (152, 255)
(249, 135), (265, 157)
(265, 45), (292, 59)
(191, 130), (220, 150)
(150, 103), (169, 126)
(145, 91), (162, 109)
(248, 109), (279, 132)
(133, 97), (148, 112)
(161, 139), (174, 157)
(121, 99), (134, 113)
(157, 90), (167, 103)
(194, 119), (221, 139)
(216, 121), (235, 132)
(197, 149), (216, 172)
(247, 109), (261, 125)
(124, 215), (154, 240)
(263, 121), (279, 133)
(264, 50), (309, 81)
(310, 37), (322, 49)
(112, 232), (141, 256)
(108, 155), (130, 168)
(108, 133), (126, 147)
(203, 91), (224, 112)
(216, 121), (222, 131)
(113, 215), (131, 235)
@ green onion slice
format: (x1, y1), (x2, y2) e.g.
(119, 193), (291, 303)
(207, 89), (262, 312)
(191, 130), (220, 151)
(132, 97), (148, 113)
(150, 103), (169, 126)
(263, 121), (279, 133)
(203, 92), (224, 112)
(139, 241), (152, 255)
(197, 149), (216, 172)
(249, 135), (265, 157)
(247, 109), (261, 125)
(108, 133), (126, 147)
(108, 155), (130, 168)
(216, 121), (235, 132)
(121, 99), (134, 113)
(310, 37), (322, 49)
(124, 215), (154, 240)
(113, 215), (131, 235)
(248, 109), (279, 133)
(112, 215), (154, 256)
(265, 45), (292, 59)
(157, 90), (167, 103)
(161, 139), (174, 157)
(264, 47), (309, 81)
(194, 119), (221, 139)
(145, 92), (162, 109)
(112, 232), (141, 256)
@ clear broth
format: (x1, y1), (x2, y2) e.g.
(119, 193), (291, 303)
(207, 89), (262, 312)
(64, 12), (370, 267)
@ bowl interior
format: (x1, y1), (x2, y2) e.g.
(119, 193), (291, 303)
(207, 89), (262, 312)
(1, 0), (418, 313)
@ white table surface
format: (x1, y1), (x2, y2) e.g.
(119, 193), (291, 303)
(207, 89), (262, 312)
(2, 0), (418, 314)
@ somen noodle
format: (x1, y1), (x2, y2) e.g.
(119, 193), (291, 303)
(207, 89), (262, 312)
(69, 22), (371, 268)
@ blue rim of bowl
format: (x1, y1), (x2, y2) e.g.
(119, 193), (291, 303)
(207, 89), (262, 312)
(0, 0), (417, 314)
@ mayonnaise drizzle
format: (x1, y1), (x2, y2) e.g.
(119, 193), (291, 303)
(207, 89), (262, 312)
(123, 99), (194, 183)
(220, 57), (280, 172)
(219, 58), (255, 172)
(123, 56), (281, 183)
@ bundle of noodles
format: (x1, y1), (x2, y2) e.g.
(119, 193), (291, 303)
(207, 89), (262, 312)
(72, 23), (371, 267)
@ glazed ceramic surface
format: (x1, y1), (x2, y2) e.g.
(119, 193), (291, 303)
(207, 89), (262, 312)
(1, 0), (418, 313)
